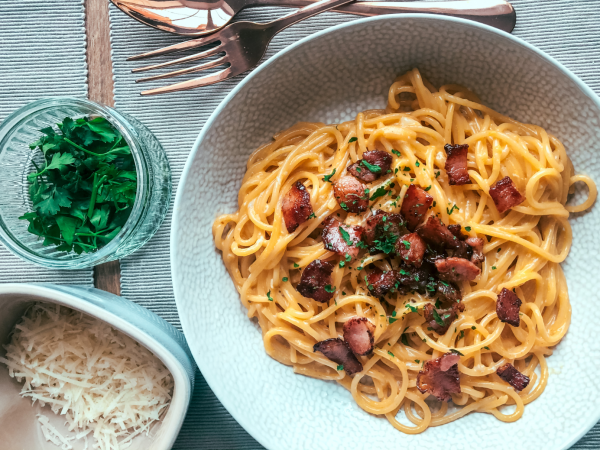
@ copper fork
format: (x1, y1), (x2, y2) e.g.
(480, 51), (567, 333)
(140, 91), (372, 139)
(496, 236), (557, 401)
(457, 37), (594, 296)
(132, 0), (356, 95)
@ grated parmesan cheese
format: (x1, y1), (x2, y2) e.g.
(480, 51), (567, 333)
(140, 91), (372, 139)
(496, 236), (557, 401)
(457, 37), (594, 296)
(0, 302), (174, 450)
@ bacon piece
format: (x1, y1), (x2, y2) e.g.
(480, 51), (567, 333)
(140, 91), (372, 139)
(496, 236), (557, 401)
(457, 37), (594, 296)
(447, 224), (467, 241)
(397, 232), (426, 267)
(296, 260), (334, 303)
(282, 181), (314, 233)
(401, 185), (433, 231)
(322, 216), (364, 260)
(417, 216), (461, 249)
(333, 175), (368, 213)
(497, 363), (530, 391)
(347, 151), (392, 182)
(313, 338), (363, 375)
(363, 210), (408, 255)
(366, 268), (398, 298)
(466, 237), (485, 267)
(424, 245), (446, 264)
(423, 303), (456, 334)
(444, 144), (471, 185)
(496, 288), (522, 327)
(436, 280), (462, 303)
(489, 176), (525, 214)
(435, 257), (481, 282)
(343, 317), (375, 356)
(396, 263), (434, 295)
(417, 353), (461, 401)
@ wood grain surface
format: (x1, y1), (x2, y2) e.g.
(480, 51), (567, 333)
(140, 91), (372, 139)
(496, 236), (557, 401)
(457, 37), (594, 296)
(86, 0), (121, 295)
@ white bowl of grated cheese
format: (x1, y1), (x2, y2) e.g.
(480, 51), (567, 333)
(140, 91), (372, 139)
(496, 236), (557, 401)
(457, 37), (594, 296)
(0, 283), (194, 450)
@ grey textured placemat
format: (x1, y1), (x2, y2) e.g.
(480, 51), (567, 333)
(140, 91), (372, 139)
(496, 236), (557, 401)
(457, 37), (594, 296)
(108, 2), (600, 448)
(0, 0), (93, 286)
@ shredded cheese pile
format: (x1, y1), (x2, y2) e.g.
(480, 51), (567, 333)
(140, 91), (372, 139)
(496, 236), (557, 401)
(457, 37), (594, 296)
(0, 302), (174, 450)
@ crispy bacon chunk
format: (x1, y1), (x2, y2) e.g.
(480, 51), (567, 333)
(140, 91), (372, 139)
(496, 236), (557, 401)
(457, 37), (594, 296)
(401, 185), (433, 231)
(423, 303), (456, 335)
(322, 216), (364, 260)
(435, 257), (481, 282)
(444, 144), (471, 185)
(417, 353), (461, 401)
(282, 181), (314, 233)
(347, 151), (392, 182)
(436, 280), (462, 303)
(496, 288), (522, 327)
(363, 210), (407, 254)
(396, 263), (434, 295)
(313, 338), (363, 375)
(296, 260), (334, 303)
(489, 176), (525, 214)
(417, 216), (461, 249)
(366, 268), (398, 298)
(397, 232), (426, 267)
(333, 175), (368, 213)
(497, 363), (530, 391)
(466, 237), (485, 267)
(343, 317), (375, 356)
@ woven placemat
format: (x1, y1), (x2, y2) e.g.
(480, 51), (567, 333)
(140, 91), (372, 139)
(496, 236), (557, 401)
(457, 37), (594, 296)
(0, 0), (92, 286)
(108, 2), (600, 448)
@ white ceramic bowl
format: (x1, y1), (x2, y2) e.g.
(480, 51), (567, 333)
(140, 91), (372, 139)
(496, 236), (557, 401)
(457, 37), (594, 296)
(0, 283), (194, 450)
(171, 14), (600, 450)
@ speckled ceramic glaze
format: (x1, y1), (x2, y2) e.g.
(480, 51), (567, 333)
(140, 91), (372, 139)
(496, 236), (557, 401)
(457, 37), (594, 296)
(172, 15), (600, 450)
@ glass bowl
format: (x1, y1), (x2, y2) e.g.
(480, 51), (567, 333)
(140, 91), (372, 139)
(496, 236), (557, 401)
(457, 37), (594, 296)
(0, 97), (171, 269)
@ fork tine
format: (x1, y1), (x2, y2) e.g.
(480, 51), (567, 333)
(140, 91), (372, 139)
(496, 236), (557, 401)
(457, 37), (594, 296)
(132, 43), (225, 74)
(140, 67), (235, 96)
(135, 55), (229, 83)
(127, 33), (222, 61)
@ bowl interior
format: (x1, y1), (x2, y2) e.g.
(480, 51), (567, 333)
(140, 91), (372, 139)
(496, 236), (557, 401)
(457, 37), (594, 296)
(172, 15), (600, 450)
(0, 289), (184, 450)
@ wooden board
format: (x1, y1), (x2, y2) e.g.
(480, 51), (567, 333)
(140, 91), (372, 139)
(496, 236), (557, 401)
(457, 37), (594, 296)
(86, 0), (121, 295)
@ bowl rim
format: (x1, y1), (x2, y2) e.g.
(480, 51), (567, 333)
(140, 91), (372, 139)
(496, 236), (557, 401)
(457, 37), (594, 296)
(0, 283), (192, 450)
(0, 97), (149, 269)
(171, 13), (600, 450)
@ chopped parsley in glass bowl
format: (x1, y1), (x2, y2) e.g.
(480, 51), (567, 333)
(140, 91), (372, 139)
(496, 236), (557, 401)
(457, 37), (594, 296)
(0, 98), (171, 269)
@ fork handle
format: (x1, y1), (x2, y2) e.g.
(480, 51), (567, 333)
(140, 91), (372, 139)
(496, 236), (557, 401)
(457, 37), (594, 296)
(266, 0), (356, 34)
(248, 0), (516, 34)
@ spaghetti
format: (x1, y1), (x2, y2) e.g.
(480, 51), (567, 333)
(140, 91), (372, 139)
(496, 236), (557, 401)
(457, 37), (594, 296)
(213, 68), (597, 432)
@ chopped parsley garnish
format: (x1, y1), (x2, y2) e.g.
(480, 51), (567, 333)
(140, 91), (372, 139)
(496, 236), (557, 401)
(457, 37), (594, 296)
(446, 204), (459, 215)
(348, 137), (358, 143)
(388, 351), (395, 358)
(415, 161), (420, 167)
(449, 349), (464, 356)
(342, 291), (346, 295)
(267, 291), (273, 302)
(340, 202), (349, 211)
(373, 233), (398, 254)
(464, 226), (471, 232)
(483, 346), (490, 350)
(339, 261), (345, 268)
(403, 166), (411, 172)
(405, 304), (418, 313)
(339, 227), (353, 246)
(369, 185), (389, 201)
(308, 212), (316, 219)
(424, 185), (432, 191)
(293, 263), (300, 268)
(459, 330), (465, 339)
(337, 364), (344, 371)
(392, 311), (397, 317)
(415, 359), (420, 363)
(432, 201), (437, 207)
(401, 334), (409, 346)
(361, 160), (381, 173)
(356, 266), (363, 271)
(497, 248), (502, 252)
(471, 326), (476, 330)
(323, 168), (336, 182)
(432, 309), (445, 327)
(435, 171), (441, 178)
(492, 266), (497, 270)
(324, 285), (336, 293)
(401, 240), (411, 250)
(19, 116), (137, 254)
(282, 277), (288, 282)
(392, 149), (401, 157)
(389, 317), (397, 324)
(345, 253), (352, 262)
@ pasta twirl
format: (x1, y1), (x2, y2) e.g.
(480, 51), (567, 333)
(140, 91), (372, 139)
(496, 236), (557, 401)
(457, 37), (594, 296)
(213, 68), (597, 433)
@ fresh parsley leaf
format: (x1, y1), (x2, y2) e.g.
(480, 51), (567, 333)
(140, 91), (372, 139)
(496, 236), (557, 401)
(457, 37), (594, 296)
(323, 168), (336, 182)
(401, 334), (409, 346)
(392, 149), (401, 157)
(401, 240), (411, 250)
(348, 137), (358, 143)
(415, 161), (420, 167)
(337, 364), (344, 371)
(267, 291), (273, 302)
(424, 185), (432, 191)
(370, 185), (389, 201)
(405, 304), (418, 313)
(339, 226), (353, 246)
(339, 261), (345, 268)
(293, 263), (300, 268)
(361, 160), (381, 173)
(324, 285), (336, 293)
(387, 350), (395, 358)
(483, 346), (490, 350)
(464, 226), (471, 232)
(431, 308), (445, 327)
(389, 317), (397, 324)
(492, 266), (497, 270)
(282, 277), (288, 282)
(449, 349), (464, 356)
